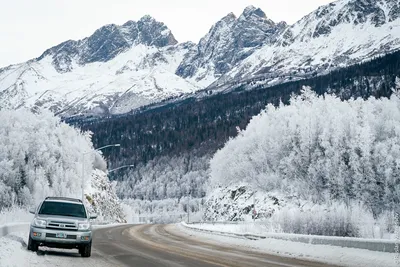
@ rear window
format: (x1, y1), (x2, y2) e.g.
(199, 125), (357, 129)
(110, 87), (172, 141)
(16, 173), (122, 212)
(39, 201), (87, 218)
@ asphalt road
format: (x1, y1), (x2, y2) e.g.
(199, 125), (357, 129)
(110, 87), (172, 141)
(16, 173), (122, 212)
(92, 224), (338, 267)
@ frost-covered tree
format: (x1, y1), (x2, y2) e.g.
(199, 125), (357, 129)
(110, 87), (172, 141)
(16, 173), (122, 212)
(0, 109), (104, 208)
(116, 154), (210, 200)
(210, 87), (400, 216)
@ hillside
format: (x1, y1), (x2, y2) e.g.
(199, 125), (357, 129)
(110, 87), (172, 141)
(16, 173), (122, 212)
(75, 50), (400, 165)
(68, 49), (400, 203)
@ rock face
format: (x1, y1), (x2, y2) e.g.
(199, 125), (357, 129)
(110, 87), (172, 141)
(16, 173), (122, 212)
(176, 6), (287, 86)
(1, 1), (400, 116)
(219, 0), (400, 85)
(85, 170), (127, 223)
(203, 185), (288, 222)
(38, 16), (178, 73)
(287, 0), (399, 41)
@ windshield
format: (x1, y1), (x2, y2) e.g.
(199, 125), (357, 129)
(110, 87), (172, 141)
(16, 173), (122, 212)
(38, 201), (87, 218)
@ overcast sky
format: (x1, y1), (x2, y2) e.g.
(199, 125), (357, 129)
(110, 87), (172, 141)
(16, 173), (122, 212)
(0, 0), (334, 68)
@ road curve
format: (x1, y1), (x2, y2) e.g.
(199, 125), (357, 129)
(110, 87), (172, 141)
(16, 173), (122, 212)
(92, 224), (339, 267)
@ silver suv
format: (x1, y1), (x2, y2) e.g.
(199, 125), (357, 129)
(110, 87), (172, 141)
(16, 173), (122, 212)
(28, 197), (97, 257)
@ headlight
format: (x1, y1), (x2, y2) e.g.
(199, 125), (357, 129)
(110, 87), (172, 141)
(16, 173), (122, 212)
(78, 223), (90, 231)
(33, 218), (46, 228)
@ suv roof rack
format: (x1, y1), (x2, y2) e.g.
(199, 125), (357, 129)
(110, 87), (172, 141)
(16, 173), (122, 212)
(45, 197), (82, 203)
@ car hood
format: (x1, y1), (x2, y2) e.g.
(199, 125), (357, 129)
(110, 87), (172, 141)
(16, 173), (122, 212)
(36, 214), (89, 223)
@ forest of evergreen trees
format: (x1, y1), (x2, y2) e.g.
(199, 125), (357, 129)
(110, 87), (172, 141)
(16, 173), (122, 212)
(68, 50), (400, 182)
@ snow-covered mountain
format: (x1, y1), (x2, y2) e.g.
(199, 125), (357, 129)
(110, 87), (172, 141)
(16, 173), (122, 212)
(0, 16), (198, 116)
(176, 6), (287, 87)
(39, 15), (179, 72)
(216, 0), (400, 87)
(1, 0), (400, 116)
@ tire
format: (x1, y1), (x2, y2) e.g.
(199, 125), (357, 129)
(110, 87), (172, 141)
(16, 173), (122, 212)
(27, 236), (38, 252)
(80, 242), (92, 257)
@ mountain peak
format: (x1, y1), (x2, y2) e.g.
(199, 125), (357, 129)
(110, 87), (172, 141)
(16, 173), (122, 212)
(221, 12), (237, 22)
(37, 16), (177, 72)
(176, 4), (286, 81)
(243, 5), (257, 13)
(139, 14), (156, 22)
(122, 20), (135, 27)
(227, 12), (237, 19)
(242, 5), (267, 19)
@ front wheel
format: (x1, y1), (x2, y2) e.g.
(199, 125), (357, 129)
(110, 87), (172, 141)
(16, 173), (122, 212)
(80, 242), (92, 257)
(27, 236), (38, 252)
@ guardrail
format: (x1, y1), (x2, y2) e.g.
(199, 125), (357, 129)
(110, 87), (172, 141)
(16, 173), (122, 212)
(182, 222), (399, 253)
(0, 223), (30, 238)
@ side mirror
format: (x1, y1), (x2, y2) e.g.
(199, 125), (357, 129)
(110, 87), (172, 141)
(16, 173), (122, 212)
(89, 213), (98, 219)
(29, 208), (36, 214)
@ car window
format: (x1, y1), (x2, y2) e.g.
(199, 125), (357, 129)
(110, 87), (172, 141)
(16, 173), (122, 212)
(38, 201), (87, 218)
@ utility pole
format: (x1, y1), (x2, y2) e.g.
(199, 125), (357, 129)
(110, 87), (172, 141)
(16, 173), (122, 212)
(187, 190), (191, 223)
(253, 193), (256, 222)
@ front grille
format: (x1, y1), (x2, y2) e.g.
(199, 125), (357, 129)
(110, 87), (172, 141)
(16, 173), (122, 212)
(46, 233), (77, 240)
(46, 226), (77, 231)
(46, 220), (77, 230)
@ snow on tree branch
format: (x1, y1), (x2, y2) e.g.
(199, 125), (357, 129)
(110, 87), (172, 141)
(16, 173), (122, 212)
(210, 90), (400, 216)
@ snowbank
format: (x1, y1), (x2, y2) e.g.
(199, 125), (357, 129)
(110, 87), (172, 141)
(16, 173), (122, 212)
(0, 230), (115, 267)
(180, 223), (399, 267)
(183, 222), (398, 253)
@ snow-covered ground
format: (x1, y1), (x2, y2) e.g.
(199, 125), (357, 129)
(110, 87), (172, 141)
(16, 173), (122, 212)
(0, 221), (125, 267)
(184, 221), (398, 241)
(178, 223), (399, 267)
(0, 229), (116, 267)
(0, 220), (396, 267)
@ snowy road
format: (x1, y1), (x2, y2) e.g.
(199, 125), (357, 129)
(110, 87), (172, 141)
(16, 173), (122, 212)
(2, 224), (393, 267)
(1, 224), (335, 267)
(92, 224), (336, 267)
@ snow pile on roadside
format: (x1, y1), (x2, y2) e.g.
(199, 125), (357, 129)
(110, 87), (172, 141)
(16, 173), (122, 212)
(0, 230), (115, 267)
(183, 221), (270, 236)
(0, 230), (34, 267)
(204, 184), (396, 239)
(178, 223), (399, 267)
